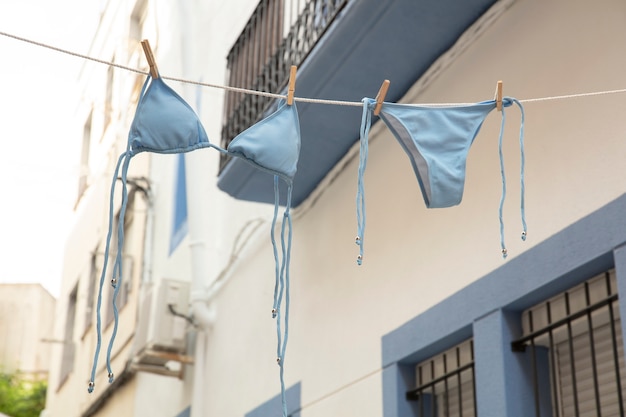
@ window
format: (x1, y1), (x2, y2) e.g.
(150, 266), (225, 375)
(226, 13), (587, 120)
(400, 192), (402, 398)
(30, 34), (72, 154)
(117, 201), (137, 310)
(224, 0), (284, 120)
(129, 0), (147, 44)
(129, 0), (148, 100)
(381, 195), (626, 417)
(58, 284), (77, 388)
(221, 0), (285, 172)
(512, 270), (626, 417)
(313, 0), (342, 28)
(105, 214), (119, 328)
(103, 58), (115, 129)
(220, 0), (348, 171)
(169, 154), (188, 255)
(104, 195), (135, 328)
(117, 192), (135, 311)
(82, 251), (98, 337)
(406, 340), (476, 417)
(77, 111), (93, 199)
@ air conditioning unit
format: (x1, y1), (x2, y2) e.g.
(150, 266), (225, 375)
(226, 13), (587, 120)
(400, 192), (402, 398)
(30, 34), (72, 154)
(131, 279), (193, 377)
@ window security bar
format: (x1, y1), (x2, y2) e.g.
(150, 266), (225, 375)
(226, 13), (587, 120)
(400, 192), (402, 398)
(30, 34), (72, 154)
(511, 271), (625, 417)
(406, 340), (476, 417)
(511, 292), (619, 352)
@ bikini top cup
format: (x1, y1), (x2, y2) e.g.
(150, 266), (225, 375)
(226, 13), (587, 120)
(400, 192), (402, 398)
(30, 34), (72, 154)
(227, 100), (301, 181)
(129, 76), (224, 155)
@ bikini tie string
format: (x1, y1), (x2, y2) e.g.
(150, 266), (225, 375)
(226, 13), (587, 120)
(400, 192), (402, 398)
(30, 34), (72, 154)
(355, 98), (375, 265)
(279, 184), (293, 417)
(271, 176), (280, 319)
(105, 149), (132, 383)
(88, 150), (129, 392)
(270, 175), (293, 417)
(87, 78), (155, 392)
(497, 97), (527, 259)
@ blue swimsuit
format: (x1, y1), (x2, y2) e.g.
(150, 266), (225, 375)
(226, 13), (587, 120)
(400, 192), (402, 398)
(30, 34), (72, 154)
(228, 101), (300, 417)
(379, 100), (500, 208)
(89, 75), (301, 417)
(356, 96), (526, 263)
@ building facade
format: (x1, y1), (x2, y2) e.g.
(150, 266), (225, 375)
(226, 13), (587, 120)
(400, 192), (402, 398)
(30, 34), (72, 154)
(45, 0), (626, 416)
(44, 0), (155, 415)
(0, 284), (55, 379)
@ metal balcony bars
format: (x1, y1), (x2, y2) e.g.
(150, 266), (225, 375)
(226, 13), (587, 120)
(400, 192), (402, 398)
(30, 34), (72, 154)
(220, 0), (348, 172)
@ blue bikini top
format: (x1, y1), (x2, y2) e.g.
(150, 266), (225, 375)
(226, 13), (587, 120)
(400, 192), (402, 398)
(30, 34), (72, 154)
(227, 99), (300, 417)
(89, 75), (301, 413)
(129, 76), (225, 155)
(128, 74), (302, 177)
(228, 100), (301, 180)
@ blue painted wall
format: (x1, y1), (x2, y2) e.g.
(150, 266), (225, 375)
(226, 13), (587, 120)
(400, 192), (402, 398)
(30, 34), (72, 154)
(174, 406), (190, 417)
(217, 0), (498, 207)
(382, 193), (626, 417)
(245, 382), (302, 417)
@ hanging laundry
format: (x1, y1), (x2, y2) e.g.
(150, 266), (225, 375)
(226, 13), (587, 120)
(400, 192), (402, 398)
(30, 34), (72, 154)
(85, 39), (300, 417)
(88, 63), (301, 417)
(87, 73), (229, 394)
(356, 96), (526, 263)
(227, 99), (301, 417)
(226, 66), (300, 417)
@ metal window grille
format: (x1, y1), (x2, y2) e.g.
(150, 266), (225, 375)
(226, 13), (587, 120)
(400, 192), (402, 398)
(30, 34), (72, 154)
(219, 0), (348, 172)
(511, 270), (626, 417)
(406, 339), (477, 417)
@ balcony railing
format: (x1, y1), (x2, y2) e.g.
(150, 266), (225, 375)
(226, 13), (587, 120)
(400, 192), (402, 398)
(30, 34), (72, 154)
(220, 0), (348, 172)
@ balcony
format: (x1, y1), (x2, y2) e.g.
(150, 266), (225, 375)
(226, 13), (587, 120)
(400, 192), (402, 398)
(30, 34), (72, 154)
(217, 0), (499, 207)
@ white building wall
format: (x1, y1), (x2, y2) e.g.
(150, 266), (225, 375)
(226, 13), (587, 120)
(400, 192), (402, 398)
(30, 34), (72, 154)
(162, 0), (626, 416)
(45, 0), (155, 415)
(0, 284), (55, 377)
(47, 0), (626, 416)
(138, 1), (277, 416)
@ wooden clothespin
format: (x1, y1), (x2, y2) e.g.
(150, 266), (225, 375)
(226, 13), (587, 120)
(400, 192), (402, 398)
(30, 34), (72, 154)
(373, 80), (390, 116)
(495, 80), (503, 111)
(141, 39), (159, 79)
(287, 65), (297, 105)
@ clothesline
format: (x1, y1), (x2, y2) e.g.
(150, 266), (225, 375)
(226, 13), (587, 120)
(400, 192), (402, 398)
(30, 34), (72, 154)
(3, 29), (626, 107)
